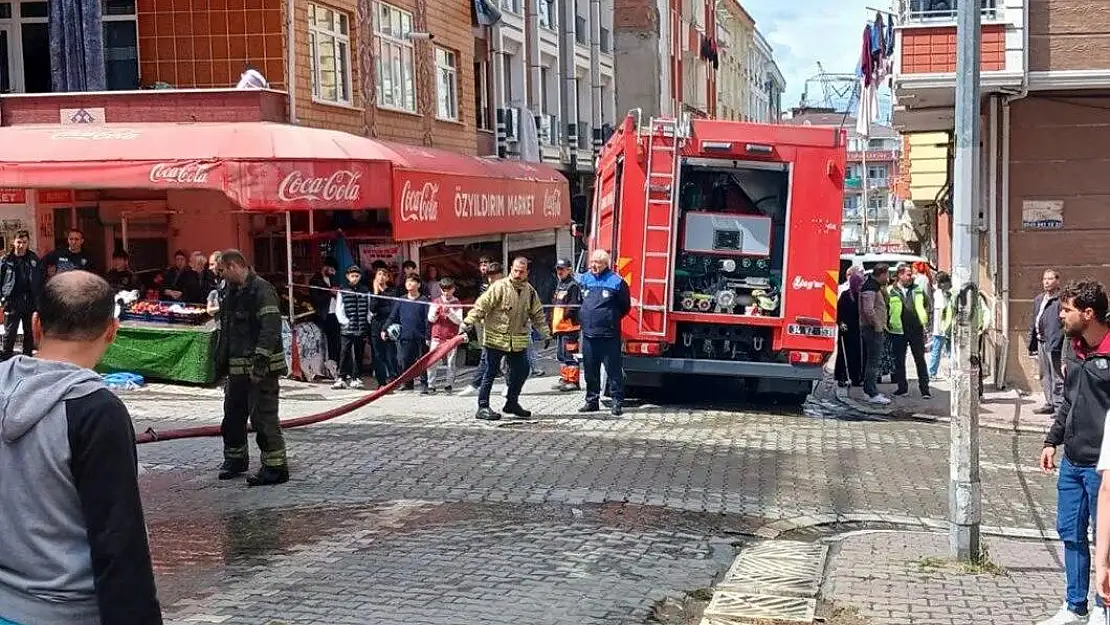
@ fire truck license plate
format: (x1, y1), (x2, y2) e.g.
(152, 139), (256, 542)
(787, 324), (835, 338)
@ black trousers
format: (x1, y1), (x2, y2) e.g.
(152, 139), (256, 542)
(398, 338), (429, 388)
(222, 374), (287, 467)
(369, 320), (397, 385)
(1, 306), (33, 359)
(322, 314), (341, 364)
(339, 333), (365, 380)
(478, 347), (529, 408)
(892, 330), (930, 395)
(583, 336), (624, 406)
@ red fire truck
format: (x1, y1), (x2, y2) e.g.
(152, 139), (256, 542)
(585, 111), (847, 401)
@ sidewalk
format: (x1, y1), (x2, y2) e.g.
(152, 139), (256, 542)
(823, 355), (1055, 434)
(822, 530), (1064, 625)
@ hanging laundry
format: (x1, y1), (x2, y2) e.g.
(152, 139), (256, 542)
(861, 24), (874, 87)
(874, 13), (885, 57)
(708, 38), (719, 70)
(885, 17), (895, 56)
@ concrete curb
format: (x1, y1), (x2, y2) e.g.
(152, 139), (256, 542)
(752, 512), (1060, 542)
(831, 387), (1051, 435)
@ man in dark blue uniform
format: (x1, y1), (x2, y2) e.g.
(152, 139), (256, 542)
(577, 249), (631, 416)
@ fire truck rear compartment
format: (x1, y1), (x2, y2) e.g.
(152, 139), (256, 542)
(673, 163), (789, 318)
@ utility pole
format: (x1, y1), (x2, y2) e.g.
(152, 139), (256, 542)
(950, 0), (982, 562)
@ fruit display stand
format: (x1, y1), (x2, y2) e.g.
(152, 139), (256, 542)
(96, 302), (218, 385)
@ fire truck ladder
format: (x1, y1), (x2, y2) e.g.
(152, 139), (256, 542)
(637, 116), (684, 338)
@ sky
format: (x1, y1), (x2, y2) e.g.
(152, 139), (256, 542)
(738, 0), (890, 116)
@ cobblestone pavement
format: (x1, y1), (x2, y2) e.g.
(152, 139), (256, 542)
(823, 531), (1064, 624)
(126, 359), (1063, 624)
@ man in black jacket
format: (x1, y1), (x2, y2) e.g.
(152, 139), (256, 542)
(0, 231), (42, 360)
(1030, 269), (1065, 415)
(1040, 279), (1110, 625)
(308, 257), (341, 369)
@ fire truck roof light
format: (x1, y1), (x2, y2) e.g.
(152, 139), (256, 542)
(702, 141), (732, 151)
(745, 143), (774, 154)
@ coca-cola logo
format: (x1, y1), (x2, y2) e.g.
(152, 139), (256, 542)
(277, 170), (362, 203)
(542, 187), (562, 217)
(149, 162), (217, 184)
(399, 180), (439, 222)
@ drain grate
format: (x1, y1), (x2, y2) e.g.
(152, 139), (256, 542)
(717, 540), (828, 598)
(701, 591), (817, 624)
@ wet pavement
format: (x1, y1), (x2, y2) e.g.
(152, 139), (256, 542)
(126, 360), (1061, 624)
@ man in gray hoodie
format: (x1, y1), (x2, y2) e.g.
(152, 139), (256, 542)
(0, 271), (162, 625)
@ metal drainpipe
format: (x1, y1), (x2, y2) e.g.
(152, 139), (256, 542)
(286, 0), (297, 123)
(526, 0), (542, 121)
(996, 0), (1031, 387)
(562, 0), (579, 166)
(588, 0), (602, 154)
(493, 24), (508, 158)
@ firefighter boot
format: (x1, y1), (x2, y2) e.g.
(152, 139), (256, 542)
(246, 465), (289, 487)
(218, 458), (249, 480)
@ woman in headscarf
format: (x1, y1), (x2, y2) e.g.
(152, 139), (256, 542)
(835, 272), (865, 387)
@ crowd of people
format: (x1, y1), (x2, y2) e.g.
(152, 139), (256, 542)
(304, 249), (632, 420)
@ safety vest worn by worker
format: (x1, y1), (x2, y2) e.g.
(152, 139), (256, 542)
(551, 276), (582, 335)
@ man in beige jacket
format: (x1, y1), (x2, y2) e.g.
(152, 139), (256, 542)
(460, 257), (551, 421)
(859, 263), (891, 405)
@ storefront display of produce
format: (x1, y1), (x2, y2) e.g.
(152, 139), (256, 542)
(121, 301), (209, 325)
(281, 294), (316, 322)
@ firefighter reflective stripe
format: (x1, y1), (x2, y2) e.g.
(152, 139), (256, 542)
(261, 449), (287, 467)
(823, 270), (838, 323)
(224, 444), (249, 460)
(258, 305), (280, 317)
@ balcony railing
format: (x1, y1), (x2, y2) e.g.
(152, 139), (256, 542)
(902, 0), (998, 23)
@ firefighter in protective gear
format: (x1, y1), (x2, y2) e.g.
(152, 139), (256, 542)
(551, 258), (582, 391)
(215, 250), (290, 486)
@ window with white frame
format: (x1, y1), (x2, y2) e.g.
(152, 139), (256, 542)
(375, 2), (415, 112)
(0, 0), (137, 93)
(308, 3), (352, 105)
(434, 46), (458, 121)
(474, 60), (492, 130)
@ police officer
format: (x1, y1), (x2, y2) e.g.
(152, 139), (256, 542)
(578, 249), (631, 416)
(216, 249), (289, 486)
(0, 231), (42, 361)
(550, 258), (582, 392)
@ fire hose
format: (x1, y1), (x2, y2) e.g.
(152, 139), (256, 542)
(134, 334), (467, 445)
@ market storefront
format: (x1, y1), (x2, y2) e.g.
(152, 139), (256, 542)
(0, 122), (570, 383)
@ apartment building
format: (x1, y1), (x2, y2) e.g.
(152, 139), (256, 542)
(613, 0), (717, 120)
(745, 27), (783, 122)
(785, 108), (904, 253)
(714, 0), (752, 122)
(890, 0), (1110, 392)
(482, 0), (616, 187)
(0, 0), (479, 152)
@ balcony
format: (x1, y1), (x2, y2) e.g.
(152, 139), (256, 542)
(891, 0), (1025, 132)
(902, 0), (999, 24)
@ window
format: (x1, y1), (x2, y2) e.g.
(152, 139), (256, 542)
(905, 0), (996, 22)
(375, 2), (415, 112)
(867, 165), (889, 181)
(308, 4), (352, 105)
(538, 0), (556, 29)
(102, 0), (139, 91)
(434, 46), (457, 121)
(474, 60), (491, 130)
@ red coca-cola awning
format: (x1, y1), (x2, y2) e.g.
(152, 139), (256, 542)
(0, 122), (570, 239)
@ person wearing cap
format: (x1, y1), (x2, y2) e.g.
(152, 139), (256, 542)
(427, 277), (464, 393)
(308, 257), (342, 369)
(334, 265), (371, 389)
(551, 258), (583, 391)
